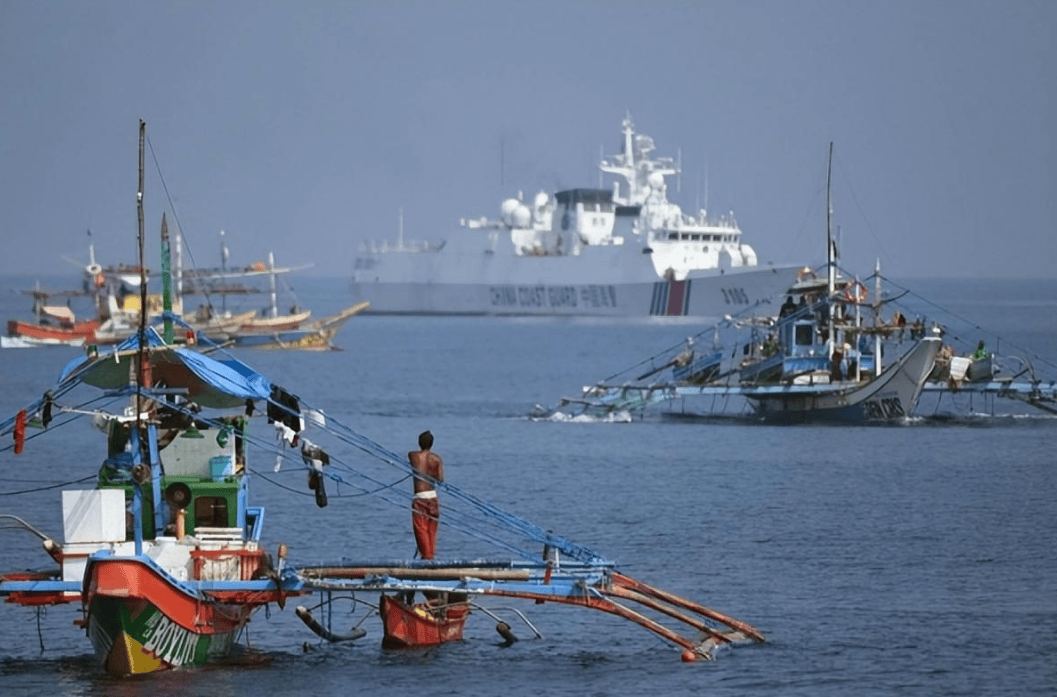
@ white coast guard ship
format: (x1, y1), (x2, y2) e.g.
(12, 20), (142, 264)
(350, 117), (801, 316)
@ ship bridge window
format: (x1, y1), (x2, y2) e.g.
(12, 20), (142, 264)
(668, 232), (679, 240)
(794, 324), (814, 347)
(690, 233), (701, 241)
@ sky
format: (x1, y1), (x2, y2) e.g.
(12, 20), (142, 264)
(1, 0), (1054, 281)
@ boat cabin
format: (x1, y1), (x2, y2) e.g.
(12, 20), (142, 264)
(96, 417), (252, 541)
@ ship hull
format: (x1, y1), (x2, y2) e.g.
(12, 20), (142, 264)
(744, 337), (941, 423)
(350, 265), (800, 317)
(84, 555), (264, 675)
(7, 318), (100, 344)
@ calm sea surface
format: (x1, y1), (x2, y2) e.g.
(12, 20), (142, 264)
(0, 275), (1054, 696)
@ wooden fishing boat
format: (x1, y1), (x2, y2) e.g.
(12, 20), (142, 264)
(379, 593), (471, 648)
(553, 144), (947, 424)
(5, 284), (100, 347)
(240, 308), (313, 332)
(5, 318), (98, 345)
(221, 301), (369, 350)
(0, 123), (296, 674)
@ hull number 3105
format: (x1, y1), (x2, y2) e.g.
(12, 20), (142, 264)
(721, 287), (750, 305)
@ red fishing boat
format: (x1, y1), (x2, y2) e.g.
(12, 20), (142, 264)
(379, 593), (471, 648)
(6, 317), (99, 345)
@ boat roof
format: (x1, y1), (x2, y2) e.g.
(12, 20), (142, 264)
(57, 326), (272, 409)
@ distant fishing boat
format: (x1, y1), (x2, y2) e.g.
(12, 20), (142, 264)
(222, 300), (369, 350)
(4, 281), (99, 347)
(729, 145), (941, 423)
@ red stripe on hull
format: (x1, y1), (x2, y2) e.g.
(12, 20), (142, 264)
(86, 557), (262, 633)
(665, 280), (686, 316)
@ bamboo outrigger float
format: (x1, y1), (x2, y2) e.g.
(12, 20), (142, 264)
(0, 120), (764, 675)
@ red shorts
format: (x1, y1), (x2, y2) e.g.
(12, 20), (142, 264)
(412, 497), (439, 560)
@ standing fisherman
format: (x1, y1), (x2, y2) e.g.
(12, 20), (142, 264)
(408, 430), (444, 560)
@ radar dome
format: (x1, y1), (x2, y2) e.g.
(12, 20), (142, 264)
(647, 172), (665, 190)
(500, 198), (521, 226)
(533, 191), (549, 209)
(511, 204), (532, 228)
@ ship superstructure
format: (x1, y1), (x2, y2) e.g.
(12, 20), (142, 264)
(351, 116), (800, 316)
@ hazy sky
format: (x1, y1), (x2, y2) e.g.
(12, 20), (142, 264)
(1, 0), (1054, 280)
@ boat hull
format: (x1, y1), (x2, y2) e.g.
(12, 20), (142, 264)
(350, 265), (800, 317)
(379, 594), (469, 649)
(84, 555), (263, 675)
(744, 337), (941, 423)
(7, 318), (100, 345)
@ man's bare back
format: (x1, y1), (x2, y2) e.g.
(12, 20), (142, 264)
(409, 449), (444, 494)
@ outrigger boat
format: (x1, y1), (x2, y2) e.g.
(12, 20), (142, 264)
(0, 121), (765, 676)
(5, 281), (100, 348)
(189, 248), (368, 350)
(216, 300), (370, 350)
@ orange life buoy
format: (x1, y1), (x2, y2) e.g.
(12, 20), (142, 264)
(844, 281), (868, 303)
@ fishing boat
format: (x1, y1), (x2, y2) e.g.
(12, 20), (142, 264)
(187, 249), (367, 349)
(550, 145), (951, 423)
(378, 593), (471, 648)
(5, 317), (98, 346)
(222, 300), (369, 350)
(5, 283), (101, 347)
(0, 123), (295, 674)
(350, 115), (802, 316)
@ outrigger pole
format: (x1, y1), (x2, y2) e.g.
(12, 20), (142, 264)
(291, 560), (765, 662)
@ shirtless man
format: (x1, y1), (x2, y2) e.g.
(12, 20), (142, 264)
(408, 430), (444, 560)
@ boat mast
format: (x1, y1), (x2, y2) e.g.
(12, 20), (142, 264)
(160, 213), (173, 344)
(136, 121), (148, 415)
(133, 119), (149, 556)
(268, 251), (278, 318)
(826, 142), (835, 295)
(825, 143), (836, 359)
(174, 226), (183, 297)
(220, 229), (228, 314)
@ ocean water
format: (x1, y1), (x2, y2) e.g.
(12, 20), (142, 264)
(0, 275), (1054, 696)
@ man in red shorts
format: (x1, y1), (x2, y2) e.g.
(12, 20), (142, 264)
(409, 430), (444, 559)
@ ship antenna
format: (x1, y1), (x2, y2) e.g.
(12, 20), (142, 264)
(677, 148), (681, 195)
(599, 143), (604, 189)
